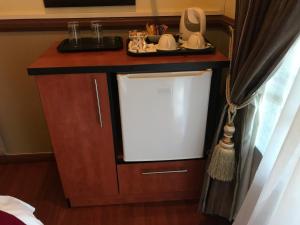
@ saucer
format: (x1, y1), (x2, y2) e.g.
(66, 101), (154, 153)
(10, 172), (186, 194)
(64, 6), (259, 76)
(181, 42), (208, 50)
(155, 44), (179, 52)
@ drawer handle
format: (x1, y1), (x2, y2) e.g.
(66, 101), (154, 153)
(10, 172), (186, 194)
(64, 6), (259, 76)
(93, 79), (103, 128)
(141, 169), (188, 175)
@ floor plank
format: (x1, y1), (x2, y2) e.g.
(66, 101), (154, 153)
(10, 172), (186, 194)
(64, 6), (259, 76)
(0, 162), (230, 225)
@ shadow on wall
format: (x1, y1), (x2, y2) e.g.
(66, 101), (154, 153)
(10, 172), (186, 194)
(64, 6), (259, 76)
(0, 31), (67, 155)
(0, 28), (229, 155)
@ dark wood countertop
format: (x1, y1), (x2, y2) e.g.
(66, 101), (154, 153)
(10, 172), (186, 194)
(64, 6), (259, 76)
(28, 41), (230, 75)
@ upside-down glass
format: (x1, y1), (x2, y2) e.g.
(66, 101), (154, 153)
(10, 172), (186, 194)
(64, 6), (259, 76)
(67, 21), (80, 47)
(91, 21), (103, 46)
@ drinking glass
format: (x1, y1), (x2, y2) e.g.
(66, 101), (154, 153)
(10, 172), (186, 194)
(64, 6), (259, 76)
(67, 21), (80, 47)
(91, 20), (104, 46)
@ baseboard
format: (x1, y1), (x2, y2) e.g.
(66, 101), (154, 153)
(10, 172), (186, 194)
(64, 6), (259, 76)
(0, 152), (54, 164)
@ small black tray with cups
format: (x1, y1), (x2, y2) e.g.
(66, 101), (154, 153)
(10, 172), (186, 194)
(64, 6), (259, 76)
(58, 20), (124, 53)
(126, 33), (215, 57)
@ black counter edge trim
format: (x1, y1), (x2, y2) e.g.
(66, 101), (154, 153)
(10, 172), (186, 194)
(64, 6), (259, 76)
(27, 61), (230, 76)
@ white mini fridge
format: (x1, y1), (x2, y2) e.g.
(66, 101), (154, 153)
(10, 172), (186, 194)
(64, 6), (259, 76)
(117, 70), (212, 162)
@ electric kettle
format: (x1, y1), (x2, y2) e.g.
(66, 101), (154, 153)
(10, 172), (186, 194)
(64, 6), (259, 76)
(179, 7), (206, 41)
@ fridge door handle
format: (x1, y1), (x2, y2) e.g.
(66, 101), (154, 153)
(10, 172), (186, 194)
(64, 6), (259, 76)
(93, 78), (103, 128)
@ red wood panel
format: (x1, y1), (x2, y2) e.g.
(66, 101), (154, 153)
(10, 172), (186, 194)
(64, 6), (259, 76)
(35, 74), (119, 202)
(118, 159), (205, 195)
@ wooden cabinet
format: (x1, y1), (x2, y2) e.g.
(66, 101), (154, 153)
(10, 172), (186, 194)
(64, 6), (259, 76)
(35, 73), (207, 207)
(35, 74), (118, 205)
(29, 43), (229, 207)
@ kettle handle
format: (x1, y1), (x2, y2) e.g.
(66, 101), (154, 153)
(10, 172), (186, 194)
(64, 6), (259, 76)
(193, 7), (206, 35)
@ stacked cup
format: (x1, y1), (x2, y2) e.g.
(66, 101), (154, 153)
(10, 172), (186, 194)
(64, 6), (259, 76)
(184, 32), (206, 49)
(156, 34), (177, 51)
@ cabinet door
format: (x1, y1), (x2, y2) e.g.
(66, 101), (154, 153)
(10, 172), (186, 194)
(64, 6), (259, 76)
(35, 74), (118, 204)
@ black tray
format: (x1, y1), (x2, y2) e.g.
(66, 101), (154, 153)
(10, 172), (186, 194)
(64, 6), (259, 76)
(126, 39), (215, 57)
(57, 36), (123, 53)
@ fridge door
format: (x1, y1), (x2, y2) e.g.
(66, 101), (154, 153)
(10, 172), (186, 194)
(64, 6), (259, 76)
(117, 70), (212, 162)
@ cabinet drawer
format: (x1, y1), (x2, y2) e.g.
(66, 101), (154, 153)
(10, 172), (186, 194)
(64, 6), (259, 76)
(117, 159), (205, 194)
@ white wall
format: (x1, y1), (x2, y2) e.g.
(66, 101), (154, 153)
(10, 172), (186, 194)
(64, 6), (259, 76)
(224, 0), (236, 18)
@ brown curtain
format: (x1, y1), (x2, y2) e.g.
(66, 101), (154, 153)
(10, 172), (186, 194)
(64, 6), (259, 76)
(200, 0), (300, 220)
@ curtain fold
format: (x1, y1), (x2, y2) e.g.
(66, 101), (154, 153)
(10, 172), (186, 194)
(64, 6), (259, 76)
(201, 0), (300, 220)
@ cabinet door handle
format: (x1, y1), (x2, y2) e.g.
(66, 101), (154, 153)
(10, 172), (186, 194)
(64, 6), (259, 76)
(141, 169), (188, 175)
(93, 79), (103, 128)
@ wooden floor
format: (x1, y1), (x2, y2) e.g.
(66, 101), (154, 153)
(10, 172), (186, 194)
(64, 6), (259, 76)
(0, 161), (230, 225)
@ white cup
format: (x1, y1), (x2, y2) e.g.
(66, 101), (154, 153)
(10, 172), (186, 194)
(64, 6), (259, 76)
(185, 32), (206, 49)
(157, 34), (177, 51)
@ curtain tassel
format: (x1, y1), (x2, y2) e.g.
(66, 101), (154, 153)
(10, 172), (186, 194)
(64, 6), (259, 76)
(207, 119), (236, 182)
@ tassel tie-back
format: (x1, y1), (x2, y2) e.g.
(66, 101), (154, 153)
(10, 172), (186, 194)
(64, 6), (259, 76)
(207, 74), (253, 182)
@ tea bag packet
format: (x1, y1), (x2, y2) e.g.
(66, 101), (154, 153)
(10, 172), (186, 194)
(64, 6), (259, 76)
(146, 23), (157, 35)
(157, 24), (168, 35)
